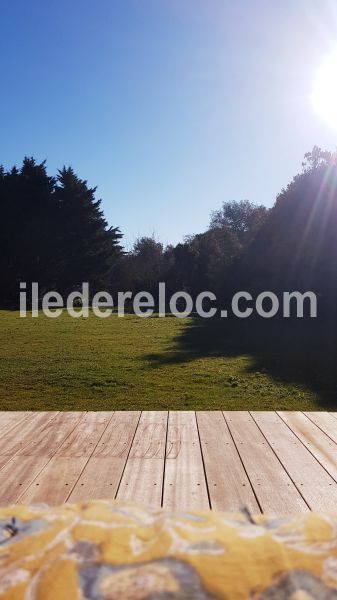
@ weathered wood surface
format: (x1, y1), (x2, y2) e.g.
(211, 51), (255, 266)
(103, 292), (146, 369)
(1, 411), (337, 512)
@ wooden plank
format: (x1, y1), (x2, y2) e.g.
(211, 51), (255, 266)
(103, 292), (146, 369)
(0, 412), (28, 436)
(18, 412), (113, 505)
(1, 409), (336, 512)
(116, 411), (167, 508)
(252, 411), (337, 511)
(17, 411), (83, 457)
(0, 412), (58, 470)
(69, 411), (140, 502)
(278, 411), (337, 483)
(304, 412), (337, 444)
(0, 412), (58, 456)
(224, 411), (308, 514)
(0, 412), (83, 505)
(196, 412), (260, 512)
(163, 411), (209, 511)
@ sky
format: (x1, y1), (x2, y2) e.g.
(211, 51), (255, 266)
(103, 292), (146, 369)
(2, 0), (337, 247)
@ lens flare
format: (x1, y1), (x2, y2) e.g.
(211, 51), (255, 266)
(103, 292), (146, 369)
(311, 48), (337, 130)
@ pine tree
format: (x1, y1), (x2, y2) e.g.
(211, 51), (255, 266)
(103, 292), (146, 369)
(54, 167), (123, 295)
(0, 159), (123, 305)
(0, 157), (57, 304)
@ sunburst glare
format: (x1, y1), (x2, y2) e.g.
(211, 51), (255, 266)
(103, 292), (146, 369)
(312, 48), (337, 130)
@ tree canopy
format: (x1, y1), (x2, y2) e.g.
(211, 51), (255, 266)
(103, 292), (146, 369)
(234, 147), (337, 310)
(2, 148), (337, 314)
(0, 158), (122, 304)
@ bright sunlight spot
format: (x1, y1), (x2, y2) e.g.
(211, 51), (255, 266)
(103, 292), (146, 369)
(312, 48), (337, 130)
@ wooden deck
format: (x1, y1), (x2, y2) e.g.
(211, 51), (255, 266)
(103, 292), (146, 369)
(1, 411), (337, 513)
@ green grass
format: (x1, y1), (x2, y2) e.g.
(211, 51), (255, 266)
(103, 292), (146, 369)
(0, 310), (335, 410)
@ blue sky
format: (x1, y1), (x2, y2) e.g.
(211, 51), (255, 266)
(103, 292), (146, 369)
(2, 0), (337, 247)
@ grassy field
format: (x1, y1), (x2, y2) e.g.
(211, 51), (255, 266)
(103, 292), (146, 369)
(0, 310), (335, 410)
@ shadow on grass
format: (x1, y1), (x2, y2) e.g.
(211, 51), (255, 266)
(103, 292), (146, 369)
(147, 315), (337, 408)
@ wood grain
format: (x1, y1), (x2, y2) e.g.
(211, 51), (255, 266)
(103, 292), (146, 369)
(197, 411), (260, 512)
(303, 412), (337, 445)
(224, 411), (308, 514)
(18, 412), (112, 504)
(278, 411), (337, 482)
(116, 411), (167, 507)
(69, 411), (140, 501)
(0, 412), (83, 504)
(163, 411), (209, 510)
(0, 411), (333, 512)
(252, 411), (337, 511)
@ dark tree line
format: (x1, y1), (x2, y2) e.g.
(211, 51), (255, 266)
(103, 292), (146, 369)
(2, 148), (337, 313)
(0, 158), (122, 305)
(114, 146), (337, 315)
(114, 201), (268, 300)
(233, 147), (337, 313)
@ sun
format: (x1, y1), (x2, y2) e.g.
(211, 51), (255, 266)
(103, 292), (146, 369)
(311, 48), (337, 130)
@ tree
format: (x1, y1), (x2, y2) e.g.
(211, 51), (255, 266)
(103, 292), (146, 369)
(235, 147), (337, 310)
(0, 159), (123, 305)
(54, 167), (122, 294)
(0, 157), (57, 303)
(113, 237), (163, 296)
(160, 229), (240, 298)
(209, 200), (269, 246)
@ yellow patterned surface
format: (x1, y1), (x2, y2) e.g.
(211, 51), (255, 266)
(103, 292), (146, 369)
(1, 502), (337, 598)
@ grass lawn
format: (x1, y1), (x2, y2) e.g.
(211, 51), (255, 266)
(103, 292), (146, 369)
(0, 309), (335, 410)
